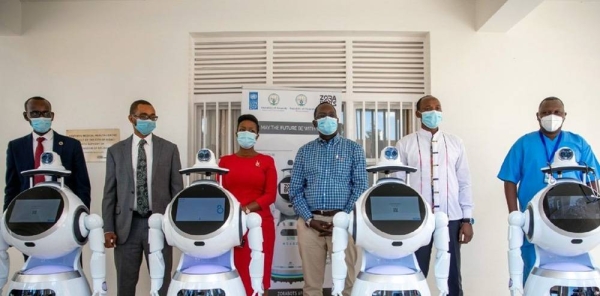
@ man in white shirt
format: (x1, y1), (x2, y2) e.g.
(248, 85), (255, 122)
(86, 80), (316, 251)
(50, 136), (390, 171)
(395, 95), (474, 296)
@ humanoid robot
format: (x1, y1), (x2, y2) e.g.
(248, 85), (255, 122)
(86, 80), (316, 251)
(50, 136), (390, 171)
(0, 151), (106, 296)
(332, 146), (450, 296)
(148, 148), (264, 296)
(508, 147), (600, 296)
(271, 159), (304, 284)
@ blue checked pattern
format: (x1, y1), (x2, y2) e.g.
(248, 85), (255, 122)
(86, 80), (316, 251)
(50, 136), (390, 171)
(289, 135), (369, 221)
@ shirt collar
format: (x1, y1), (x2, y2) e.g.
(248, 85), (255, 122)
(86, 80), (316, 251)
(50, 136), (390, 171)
(133, 133), (153, 147)
(417, 127), (443, 139)
(316, 133), (341, 145)
(32, 129), (54, 142)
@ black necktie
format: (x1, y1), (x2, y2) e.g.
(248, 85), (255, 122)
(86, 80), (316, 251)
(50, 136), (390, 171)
(136, 139), (149, 215)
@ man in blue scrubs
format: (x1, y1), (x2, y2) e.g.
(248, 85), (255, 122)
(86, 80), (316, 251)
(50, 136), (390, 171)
(498, 96), (600, 283)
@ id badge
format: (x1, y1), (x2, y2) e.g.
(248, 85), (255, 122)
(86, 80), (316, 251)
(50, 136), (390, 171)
(544, 174), (549, 184)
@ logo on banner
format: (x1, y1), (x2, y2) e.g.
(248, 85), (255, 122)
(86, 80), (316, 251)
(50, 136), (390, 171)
(295, 94), (307, 106)
(319, 95), (337, 106)
(268, 93), (280, 106)
(249, 92), (259, 110)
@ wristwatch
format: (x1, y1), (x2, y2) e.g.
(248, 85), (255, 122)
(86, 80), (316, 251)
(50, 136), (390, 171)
(461, 218), (475, 225)
(305, 218), (313, 228)
(244, 207), (251, 215)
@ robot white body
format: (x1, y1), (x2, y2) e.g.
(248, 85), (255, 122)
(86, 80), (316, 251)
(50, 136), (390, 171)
(148, 149), (264, 296)
(332, 147), (450, 296)
(0, 152), (106, 296)
(272, 160), (303, 284)
(508, 147), (600, 296)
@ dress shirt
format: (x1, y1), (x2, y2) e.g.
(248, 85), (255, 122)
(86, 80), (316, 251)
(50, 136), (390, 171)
(132, 133), (153, 211)
(289, 134), (369, 221)
(395, 128), (473, 220)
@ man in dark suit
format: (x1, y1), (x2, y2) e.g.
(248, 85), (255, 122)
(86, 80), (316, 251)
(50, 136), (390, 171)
(102, 99), (183, 296)
(4, 96), (91, 210)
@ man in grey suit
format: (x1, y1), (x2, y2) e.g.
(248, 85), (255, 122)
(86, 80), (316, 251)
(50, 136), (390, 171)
(102, 100), (183, 296)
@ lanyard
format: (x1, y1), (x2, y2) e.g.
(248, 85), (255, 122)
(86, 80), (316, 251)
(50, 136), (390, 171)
(539, 131), (563, 163)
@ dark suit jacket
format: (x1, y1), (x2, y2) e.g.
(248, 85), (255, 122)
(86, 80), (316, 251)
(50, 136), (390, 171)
(102, 134), (183, 244)
(4, 131), (91, 210)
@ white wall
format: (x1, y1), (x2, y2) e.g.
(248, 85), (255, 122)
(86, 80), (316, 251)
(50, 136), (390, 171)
(1, 0), (600, 295)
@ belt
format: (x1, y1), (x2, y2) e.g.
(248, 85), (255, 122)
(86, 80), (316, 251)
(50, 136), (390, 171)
(311, 210), (342, 217)
(133, 211), (153, 219)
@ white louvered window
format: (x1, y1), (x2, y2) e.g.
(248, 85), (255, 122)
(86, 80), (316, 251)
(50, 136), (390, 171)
(190, 32), (429, 165)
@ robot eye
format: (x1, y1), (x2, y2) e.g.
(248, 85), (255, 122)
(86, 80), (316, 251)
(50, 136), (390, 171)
(558, 148), (574, 161)
(41, 152), (54, 164)
(384, 147), (398, 160)
(197, 149), (211, 162)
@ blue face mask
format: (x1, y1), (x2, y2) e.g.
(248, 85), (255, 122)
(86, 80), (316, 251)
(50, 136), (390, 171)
(135, 119), (156, 136)
(237, 131), (257, 149)
(420, 110), (443, 129)
(31, 118), (52, 134)
(316, 116), (338, 136)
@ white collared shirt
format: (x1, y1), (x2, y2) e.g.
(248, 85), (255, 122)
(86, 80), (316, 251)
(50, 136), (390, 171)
(32, 130), (54, 181)
(132, 134), (153, 211)
(394, 128), (473, 220)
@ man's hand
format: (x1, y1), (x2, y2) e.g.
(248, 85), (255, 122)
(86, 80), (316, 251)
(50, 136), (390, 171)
(459, 223), (473, 244)
(104, 232), (117, 248)
(309, 219), (333, 236)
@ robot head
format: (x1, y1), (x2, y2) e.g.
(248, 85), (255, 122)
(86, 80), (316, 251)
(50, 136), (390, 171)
(363, 182), (427, 236)
(180, 149), (228, 183)
(166, 179), (243, 257)
(2, 176), (87, 258)
(367, 146), (417, 182)
(40, 151), (66, 171)
(353, 178), (433, 259)
(542, 183), (600, 235)
(527, 181), (600, 256)
(170, 184), (232, 237)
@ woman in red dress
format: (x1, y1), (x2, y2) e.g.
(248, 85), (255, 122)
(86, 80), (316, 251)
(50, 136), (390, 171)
(219, 114), (277, 296)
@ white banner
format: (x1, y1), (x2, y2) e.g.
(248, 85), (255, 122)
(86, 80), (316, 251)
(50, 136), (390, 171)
(242, 86), (343, 296)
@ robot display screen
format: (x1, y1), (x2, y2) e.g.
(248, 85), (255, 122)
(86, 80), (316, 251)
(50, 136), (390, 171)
(8, 199), (61, 223)
(171, 184), (231, 236)
(543, 183), (600, 233)
(5, 187), (65, 237)
(176, 198), (226, 222)
(370, 196), (421, 221)
(365, 183), (426, 236)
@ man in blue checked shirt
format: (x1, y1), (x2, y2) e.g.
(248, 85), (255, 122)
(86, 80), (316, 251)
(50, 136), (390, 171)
(290, 101), (369, 296)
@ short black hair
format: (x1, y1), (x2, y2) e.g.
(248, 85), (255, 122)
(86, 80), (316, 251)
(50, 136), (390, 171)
(130, 100), (153, 115)
(538, 96), (564, 109)
(24, 96), (51, 111)
(416, 95), (437, 111)
(313, 102), (335, 119)
(237, 114), (260, 133)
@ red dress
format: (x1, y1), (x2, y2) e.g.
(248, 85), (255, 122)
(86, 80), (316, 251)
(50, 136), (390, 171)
(219, 153), (276, 295)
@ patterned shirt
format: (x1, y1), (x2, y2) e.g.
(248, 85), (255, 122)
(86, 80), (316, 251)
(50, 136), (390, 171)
(290, 134), (369, 221)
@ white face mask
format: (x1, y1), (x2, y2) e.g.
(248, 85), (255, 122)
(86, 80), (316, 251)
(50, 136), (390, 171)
(540, 114), (564, 132)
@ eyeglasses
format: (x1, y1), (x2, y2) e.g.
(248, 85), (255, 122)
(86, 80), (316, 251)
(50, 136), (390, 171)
(28, 111), (52, 118)
(132, 114), (159, 121)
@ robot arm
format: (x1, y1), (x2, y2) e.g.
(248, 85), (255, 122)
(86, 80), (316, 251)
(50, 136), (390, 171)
(508, 211), (525, 296)
(83, 213), (107, 296)
(0, 230), (10, 295)
(246, 212), (264, 296)
(433, 212), (450, 296)
(331, 212), (350, 296)
(148, 214), (165, 296)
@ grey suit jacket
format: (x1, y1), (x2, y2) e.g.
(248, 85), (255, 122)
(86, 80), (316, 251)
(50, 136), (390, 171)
(102, 134), (183, 244)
